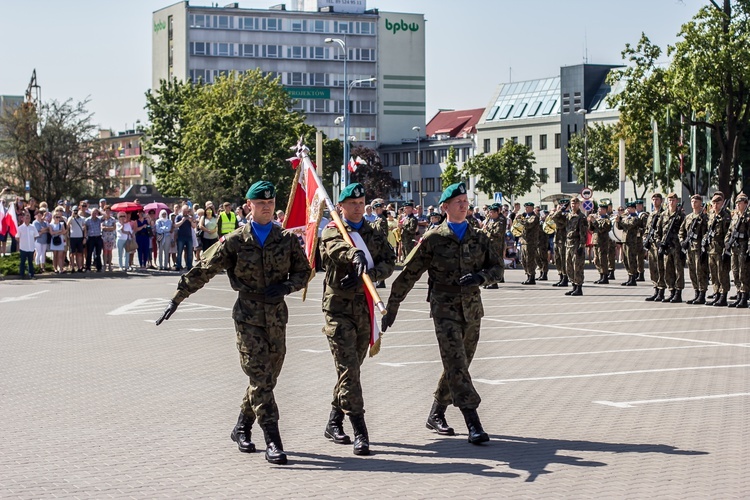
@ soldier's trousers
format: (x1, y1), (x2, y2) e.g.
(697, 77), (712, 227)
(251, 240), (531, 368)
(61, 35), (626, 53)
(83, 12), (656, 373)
(521, 244), (536, 276)
(648, 245), (666, 289)
(323, 297), (371, 415)
(730, 245), (750, 293)
(662, 248), (685, 290)
(686, 249), (708, 291)
(537, 240), (549, 273)
(594, 242), (610, 275)
(433, 315), (481, 409)
(554, 240), (566, 276)
(622, 242), (638, 276)
(235, 322), (286, 427)
(608, 242), (617, 271)
(401, 239), (415, 261)
(708, 253), (731, 294)
(565, 244), (585, 285)
(636, 240), (645, 274)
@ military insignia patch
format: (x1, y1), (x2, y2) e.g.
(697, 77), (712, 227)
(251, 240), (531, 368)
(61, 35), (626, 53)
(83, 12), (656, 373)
(459, 184), (466, 194)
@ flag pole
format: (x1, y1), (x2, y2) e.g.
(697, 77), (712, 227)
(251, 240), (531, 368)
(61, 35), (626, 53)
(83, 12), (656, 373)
(294, 137), (387, 315)
(282, 162), (301, 230)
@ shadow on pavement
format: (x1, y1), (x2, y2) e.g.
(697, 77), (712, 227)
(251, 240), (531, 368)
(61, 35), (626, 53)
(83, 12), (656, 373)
(284, 434), (707, 482)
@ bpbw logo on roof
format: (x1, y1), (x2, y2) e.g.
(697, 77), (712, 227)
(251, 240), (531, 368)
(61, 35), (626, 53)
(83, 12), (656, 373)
(385, 18), (419, 35)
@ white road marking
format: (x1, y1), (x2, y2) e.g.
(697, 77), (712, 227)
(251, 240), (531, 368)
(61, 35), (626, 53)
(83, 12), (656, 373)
(300, 349), (329, 353)
(594, 392), (750, 408)
(108, 298), (230, 315)
(0, 290), (49, 303)
(472, 364), (750, 385)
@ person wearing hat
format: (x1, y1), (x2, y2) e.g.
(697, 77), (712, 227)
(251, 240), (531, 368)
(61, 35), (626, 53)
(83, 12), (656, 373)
(589, 202), (612, 284)
(466, 205), (480, 229)
(657, 193), (686, 303)
(679, 194), (709, 304)
(319, 183), (396, 456)
(602, 200), (618, 280)
(368, 200), (391, 289)
(549, 199), (570, 287)
(427, 211), (443, 231)
(724, 192), (749, 307)
(156, 180), (311, 465)
(481, 203), (507, 287)
(518, 201), (541, 285)
(536, 210), (550, 281)
(382, 182), (502, 445)
(644, 194), (666, 301)
(616, 202), (643, 287)
(634, 199), (648, 281)
(400, 201), (418, 261)
(563, 197), (588, 296)
(703, 192), (732, 306)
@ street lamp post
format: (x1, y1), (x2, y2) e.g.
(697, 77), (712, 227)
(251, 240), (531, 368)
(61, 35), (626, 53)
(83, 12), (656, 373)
(576, 108), (588, 188)
(325, 37), (348, 186)
(412, 126), (421, 205)
(535, 181), (544, 206)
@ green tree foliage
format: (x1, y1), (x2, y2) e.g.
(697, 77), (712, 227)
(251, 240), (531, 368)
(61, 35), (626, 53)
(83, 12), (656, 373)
(566, 123), (619, 193)
(461, 141), (538, 202)
(350, 145), (400, 200)
(0, 99), (115, 204)
(440, 146), (462, 189)
(609, 0), (750, 198)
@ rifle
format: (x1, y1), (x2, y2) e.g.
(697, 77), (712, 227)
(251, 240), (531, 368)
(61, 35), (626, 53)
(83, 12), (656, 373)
(643, 208), (661, 250)
(658, 209), (682, 257)
(701, 199), (729, 260)
(681, 209), (704, 260)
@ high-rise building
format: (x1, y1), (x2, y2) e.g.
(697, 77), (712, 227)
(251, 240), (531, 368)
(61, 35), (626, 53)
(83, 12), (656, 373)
(152, 1), (425, 147)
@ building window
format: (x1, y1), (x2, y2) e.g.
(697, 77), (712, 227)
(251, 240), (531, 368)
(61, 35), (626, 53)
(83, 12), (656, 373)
(424, 150), (435, 164)
(190, 14), (210, 28)
(555, 133), (561, 149)
(497, 137), (504, 151)
(311, 100), (328, 113)
(264, 18), (281, 31)
(310, 73), (326, 86)
(424, 178), (435, 192)
(289, 72), (305, 86)
(216, 15), (232, 29)
(539, 134), (547, 150)
(393, 152), (401, 165)
(311, 46), (327, 60)
(525, 135), (532, 148)
(216, 43), (230, 56)
(483, 139), (490, 153)
(463, 148), (470, 162)
(511, 136), (518, 144)
(382, 154), (389, 167)
(241, 44), (257, 57)
(288, 46), (306, 59)
(539, 168), (548, 183)
(291, 19), (306, 32)
(438, 149), (447, 163)
(264, 45), (280, 58)
(313, 20), (327, 33)
(555, 167), (561, 183)
(190, 42), (208, 56)
(335, 21), (352, 33)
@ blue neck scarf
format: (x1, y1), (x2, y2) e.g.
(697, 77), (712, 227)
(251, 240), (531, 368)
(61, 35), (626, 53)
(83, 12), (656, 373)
(447, 221), (468, 241)
(251, 220), (273, 247)
(345, 218), (364, 230)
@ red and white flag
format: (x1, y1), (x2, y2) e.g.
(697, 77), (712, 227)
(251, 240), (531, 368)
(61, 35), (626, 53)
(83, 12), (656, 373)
(2, 201), (18, 238)
(347, 156), (366, 173)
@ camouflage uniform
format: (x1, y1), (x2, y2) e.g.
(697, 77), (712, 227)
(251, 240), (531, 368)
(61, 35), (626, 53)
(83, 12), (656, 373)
(644, 207), (666, 289)
(636, 211), (648, 277)
(519, 212), (541, 278)
(679, 211), (709, 293)
(482, 214), (507, 280)
(616, 212), (642, 279)
(319, 219), (395, 415)
(724, 208), (750, 294)
(537, 222), (549, 276)
(658, 209), (686, 291)
(550, 209), (568, 279)
(171, 224), (311, 426)
(589, 214), (611, 276)
(705, 208), (731, 295)
(401, 214), (418, 258)
(467, 215), (481, 230)
(370, 213), (389, 239)
(564, 209), (588, 285)
(387, 221), (503, 409)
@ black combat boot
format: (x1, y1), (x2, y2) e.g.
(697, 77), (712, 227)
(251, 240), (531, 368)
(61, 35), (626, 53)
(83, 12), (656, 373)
(571, 284), (583, 296)
(522, 275), (536, 285)
(670, 289), (683, 303)
(686, 290), (701, 304)
(645, 287), (659, 301)
(425, 400), (455, 436)
(538, 271), (548, 281)
(729, 293), (738, 300)
(637, 272), (645, 282)
(728, 292), (744, 308)
(694, 290), (706, 304)
(324, 407), (351, 445)
(706, 291), (717, 300)
(621, 275), (633, 286)
(737, 293), (748, 308)
(607, 270), (615, 280)
(654, 288), (666, 302)
(627, 275), (638, 286)
(349, 414), (370, 456)
(460, 408), (489, 445)
(375, 280), (386, 289)
(664, 289), (677, 303)
(230, 411), (256, 453)
(551, 275), (564, 287)
(593, 274), (603, 284)
(599, 274), (609, 284)
(484, 283), (499, 289)
(713, 293), (728, 306)
(261, 422), (288, 465)
(565, 284), (578, 296)
(560, 275), (569, 287)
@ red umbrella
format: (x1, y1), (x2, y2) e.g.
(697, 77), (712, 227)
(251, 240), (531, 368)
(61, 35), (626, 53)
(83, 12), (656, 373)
(143, 202), (170, 214)
(110, 201), (143, 213)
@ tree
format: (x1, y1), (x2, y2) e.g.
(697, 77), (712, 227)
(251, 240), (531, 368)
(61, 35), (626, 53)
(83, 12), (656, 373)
(0, 99), (115, 204)
(350, 145), (400, 200)
(461, 141), (538, 202)
(609, 1), (750, 198)
(566, 123), (619, 193)
(440, 146), (462, 189)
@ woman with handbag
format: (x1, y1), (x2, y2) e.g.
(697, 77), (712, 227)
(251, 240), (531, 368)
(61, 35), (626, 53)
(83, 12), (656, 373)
(101, 205), (117, 271)
(198, 206), (219, 252)
(116, 212), (136, 271)
(49, 212), (68, 273)
(135, 211), (151, 270)
(155, 209), (173, 271)
(33, 209), (50, 273)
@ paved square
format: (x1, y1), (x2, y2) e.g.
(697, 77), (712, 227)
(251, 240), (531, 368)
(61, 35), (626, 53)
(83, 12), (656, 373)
(1, 268), (748, 498)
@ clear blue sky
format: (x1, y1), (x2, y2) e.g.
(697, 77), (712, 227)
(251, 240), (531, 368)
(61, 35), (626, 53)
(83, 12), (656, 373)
(0, 0), (707, 131)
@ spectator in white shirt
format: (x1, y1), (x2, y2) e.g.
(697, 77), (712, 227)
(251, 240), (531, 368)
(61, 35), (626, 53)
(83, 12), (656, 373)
(16, 212), (39, 279)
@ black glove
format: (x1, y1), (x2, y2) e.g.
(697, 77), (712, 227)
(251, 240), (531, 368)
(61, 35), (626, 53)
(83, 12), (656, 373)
(351, 250), (368, 277)
(155, 300), (179, 326)
(381, 308), (397, 333)
(722, 252), (731, 264)
(458, 273), (484, 286)
(339, 272), (361, 290)
(658, 244), (666, 257)
(265, 283), (291, 300)
(576, 246), (584, 258)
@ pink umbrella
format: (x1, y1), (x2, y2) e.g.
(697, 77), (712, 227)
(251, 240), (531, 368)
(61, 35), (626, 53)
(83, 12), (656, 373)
(143, 202), (170, 214)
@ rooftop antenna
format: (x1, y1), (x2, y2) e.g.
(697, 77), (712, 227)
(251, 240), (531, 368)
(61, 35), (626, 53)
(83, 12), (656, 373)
(583, 29), (589, 64)
(509, 67), (512, 83)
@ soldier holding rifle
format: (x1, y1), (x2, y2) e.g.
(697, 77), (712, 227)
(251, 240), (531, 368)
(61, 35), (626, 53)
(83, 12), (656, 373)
(724, 192), (749, 308)
(644, 194), (666, 301)
(658, 193), (686, 303)
(703, 192), (731, 306)
(679, 194), (708, 304)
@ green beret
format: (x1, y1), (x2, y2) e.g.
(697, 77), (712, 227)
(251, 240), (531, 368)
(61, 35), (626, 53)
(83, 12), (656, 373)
(438, 182), (467, 204)
(488, 203), (501, 211)
(428, 212), (441, 218)
(635, 199), (645, 205)
(402, 201), (414, 207)
(558, 199), (569, 205)
(599, 198), (612, 206)
(468, 205), (475, 210)
(246, 180), (276, 200)
(626, 201), (636, 208)
(338, 183), (366, 202)
(524, 201), (535, 207)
